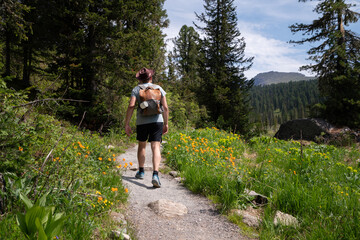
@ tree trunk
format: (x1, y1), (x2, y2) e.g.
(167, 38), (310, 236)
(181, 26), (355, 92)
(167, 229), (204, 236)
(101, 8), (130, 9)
(22, 42), (31, 87)
(0, 173), (6, 214)
(338, 7), (346, 41)
(4, 26), (11, 77)
(337, 7), (346, 75)
(83, 24), (96, 101)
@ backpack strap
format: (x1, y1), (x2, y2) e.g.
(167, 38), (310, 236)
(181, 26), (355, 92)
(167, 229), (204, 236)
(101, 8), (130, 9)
(138, 84), (160, 90)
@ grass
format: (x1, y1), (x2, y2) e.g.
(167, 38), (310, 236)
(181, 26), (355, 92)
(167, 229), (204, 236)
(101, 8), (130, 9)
(163, 127), (360, 239)
(0, 112), (134, 239)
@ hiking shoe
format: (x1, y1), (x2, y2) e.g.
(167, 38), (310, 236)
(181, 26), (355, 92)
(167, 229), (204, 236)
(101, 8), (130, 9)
(152, 174), (161, 188)
(135, 171), (144, 179)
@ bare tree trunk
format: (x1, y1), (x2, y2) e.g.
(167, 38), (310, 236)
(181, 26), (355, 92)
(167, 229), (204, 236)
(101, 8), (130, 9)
(83, 24), (97, 101)
(338, 8), (346, 41)
(4, 27), (11, 77)
(0, 173), (6, 214)
(22, 42), (31, 87)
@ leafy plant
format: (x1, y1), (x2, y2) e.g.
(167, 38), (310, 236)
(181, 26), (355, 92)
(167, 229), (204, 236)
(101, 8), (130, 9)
(16, 192), (67, 240)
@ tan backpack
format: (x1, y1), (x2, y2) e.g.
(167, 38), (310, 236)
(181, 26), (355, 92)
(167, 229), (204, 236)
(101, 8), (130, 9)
(138, 85), (163, 116)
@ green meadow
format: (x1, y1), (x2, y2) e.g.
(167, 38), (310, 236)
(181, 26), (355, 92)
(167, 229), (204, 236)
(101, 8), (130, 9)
(164, 127), (360, 239)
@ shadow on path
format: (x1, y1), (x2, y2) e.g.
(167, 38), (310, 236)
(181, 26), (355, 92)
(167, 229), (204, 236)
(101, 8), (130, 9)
(122, 175), (157, 190)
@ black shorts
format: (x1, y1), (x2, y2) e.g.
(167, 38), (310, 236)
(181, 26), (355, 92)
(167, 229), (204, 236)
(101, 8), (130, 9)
(136, 122), (163, 142)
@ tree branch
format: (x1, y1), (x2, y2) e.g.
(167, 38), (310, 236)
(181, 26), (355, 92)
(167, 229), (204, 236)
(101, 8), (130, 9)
(13, 98), (89, 108)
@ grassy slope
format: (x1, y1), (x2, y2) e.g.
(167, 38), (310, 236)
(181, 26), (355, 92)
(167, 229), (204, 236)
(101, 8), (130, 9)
(164, 128), (360, 240)
(1, 79), (137, 239)
(0, 115), (135, 239)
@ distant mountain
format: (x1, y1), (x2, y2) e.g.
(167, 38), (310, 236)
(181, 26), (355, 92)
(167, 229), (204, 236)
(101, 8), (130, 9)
(253, 71), (316, 86)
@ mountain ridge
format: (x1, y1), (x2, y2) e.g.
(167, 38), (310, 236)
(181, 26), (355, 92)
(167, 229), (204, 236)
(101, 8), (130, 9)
(253, 71), (316, 86)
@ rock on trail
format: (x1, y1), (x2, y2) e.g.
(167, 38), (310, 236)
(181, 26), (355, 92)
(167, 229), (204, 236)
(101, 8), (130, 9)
(118, 143), (251, 240)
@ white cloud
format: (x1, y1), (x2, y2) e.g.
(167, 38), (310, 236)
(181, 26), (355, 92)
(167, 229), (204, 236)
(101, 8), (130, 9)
(235, 0), (317, 22)
(241, 26), (310, 78)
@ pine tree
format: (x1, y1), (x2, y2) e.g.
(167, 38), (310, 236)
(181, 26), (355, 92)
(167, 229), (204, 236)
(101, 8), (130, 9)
(172, 25), (201, 89)
(290, 0), (360, 127)
(0, 0), (30, 79)
(0, 0), (169, 129)
(195, 0), (254, 133)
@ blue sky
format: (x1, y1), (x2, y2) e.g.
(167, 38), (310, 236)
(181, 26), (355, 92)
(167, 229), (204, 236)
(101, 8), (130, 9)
(163, 0), (360, 79)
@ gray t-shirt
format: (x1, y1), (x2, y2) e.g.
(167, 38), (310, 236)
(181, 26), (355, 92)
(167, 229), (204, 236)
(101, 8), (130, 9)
(131, 83), (166, 126)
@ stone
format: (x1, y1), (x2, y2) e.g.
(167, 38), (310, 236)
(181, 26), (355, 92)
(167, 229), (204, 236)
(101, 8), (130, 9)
(169, 171), (179, 177)
(231, 209), (262, 228)
(122, 233), (131, 240)
(174, 177), (183, 183)
(110, 211), (127, 226)
(244, 189), (268, 206)
(148, 199), (188, 218)
(275, 118), (360, 143)
(273, 210), (299, 227)
(110, 230), (130, 240)
(275, 118), (333, 142)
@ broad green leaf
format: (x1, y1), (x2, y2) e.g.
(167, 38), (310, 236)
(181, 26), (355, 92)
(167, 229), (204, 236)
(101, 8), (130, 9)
(44, 208), (53, 232)
(36, 192), (49, 207)
(53, 212), (64, 221)
(40, 207), (53, 225)
(50, 206), (55, 216)
(16, 213), (29, 236)
(44, 215), (67, 238)
(19, 192), (33, 210)
(25, 206), (46, 234)
(35, 217), (48, 240)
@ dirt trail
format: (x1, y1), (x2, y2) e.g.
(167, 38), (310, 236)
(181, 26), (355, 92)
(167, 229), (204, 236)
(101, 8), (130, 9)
(118, 143), (251, 240)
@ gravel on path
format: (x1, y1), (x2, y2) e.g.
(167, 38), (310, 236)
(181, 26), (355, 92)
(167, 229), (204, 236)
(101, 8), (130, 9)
(118, 143), (251, 240)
